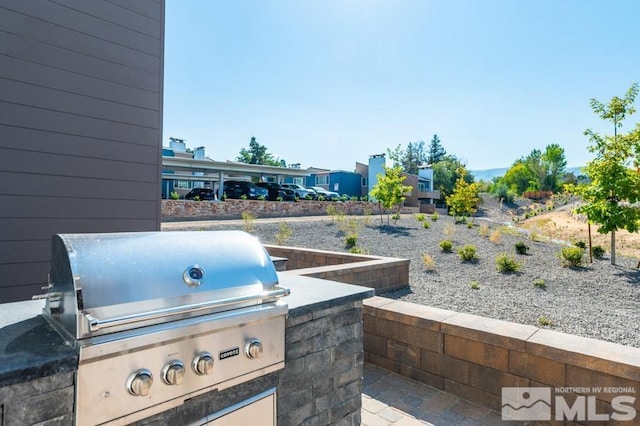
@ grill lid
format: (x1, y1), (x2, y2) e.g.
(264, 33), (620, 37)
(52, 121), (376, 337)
(44, 231), (287, 340)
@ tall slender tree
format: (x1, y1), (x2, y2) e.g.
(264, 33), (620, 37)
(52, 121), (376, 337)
(427, 134), (446, 164)
(573, 83), (640, 265)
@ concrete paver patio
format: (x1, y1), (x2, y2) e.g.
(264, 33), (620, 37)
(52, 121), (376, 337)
(362, 363), (503, 426)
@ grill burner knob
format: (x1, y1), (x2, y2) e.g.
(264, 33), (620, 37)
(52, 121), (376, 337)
(127, 369), (153, 396)
(245, 338), (263, 359)
(193, 352), (214, 375)
(162, 360), (185, 385)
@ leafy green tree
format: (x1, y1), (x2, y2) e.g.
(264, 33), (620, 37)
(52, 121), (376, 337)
(446, 168), (480, 217)
(387, 141), (427, 175)
(427, 134), (446, 164)
(501, 161), (536, 194)
(572, 83), (640, 265)
(401, 141), (427, 175)
(370, 165), (413, 225)
(432, 155), (473, 200)
(236, 136), (284, 166)
(541, 143), (567, 192)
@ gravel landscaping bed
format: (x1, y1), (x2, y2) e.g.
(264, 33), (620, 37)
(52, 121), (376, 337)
(174, 213), (640, 348)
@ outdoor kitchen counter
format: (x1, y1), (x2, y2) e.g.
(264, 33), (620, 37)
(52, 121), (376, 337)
(278, 272), (375, 317)
(0, 300), (77, 386)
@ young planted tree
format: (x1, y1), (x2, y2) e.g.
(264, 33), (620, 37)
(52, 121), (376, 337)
(572, 83), (640, 265)
(370, 165), (413, 225)
(446, 167), (480, 218)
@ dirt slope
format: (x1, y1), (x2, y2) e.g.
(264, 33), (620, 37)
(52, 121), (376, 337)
(519, 208), (640, 260)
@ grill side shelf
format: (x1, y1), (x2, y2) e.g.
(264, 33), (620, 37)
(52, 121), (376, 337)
(84, 286), (290, 332)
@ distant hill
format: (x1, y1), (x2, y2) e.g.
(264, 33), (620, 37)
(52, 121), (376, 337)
(470, 166), (586, 182)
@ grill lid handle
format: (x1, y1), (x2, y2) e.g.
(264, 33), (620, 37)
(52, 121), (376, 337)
(85, 285), (290, 332)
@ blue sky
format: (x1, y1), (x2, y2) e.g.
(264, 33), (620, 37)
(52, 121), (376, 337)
(163, 0), (640, 171)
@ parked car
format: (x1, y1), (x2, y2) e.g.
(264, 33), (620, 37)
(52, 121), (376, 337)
(280, 183), (317, 200)
(184, 188), (215, 200)
(222, 181), (269, 200)
(306, 186), (341, 201)
(255, 182), (296, 201)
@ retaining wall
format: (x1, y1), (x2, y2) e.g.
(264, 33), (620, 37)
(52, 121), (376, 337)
(162, 199), (418, 220)
(363, 296), (640, 424)
(265, 245), (409, 293)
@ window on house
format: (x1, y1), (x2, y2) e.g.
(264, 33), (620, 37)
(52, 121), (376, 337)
(175, 180), (189, 189)
(316, 175), (328, 185)
(361, 177), (368, 186)
(293, 177), (304, 185)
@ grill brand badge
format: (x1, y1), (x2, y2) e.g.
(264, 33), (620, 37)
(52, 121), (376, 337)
(219, 347), (240, 360)
(502, 387), (552, 420)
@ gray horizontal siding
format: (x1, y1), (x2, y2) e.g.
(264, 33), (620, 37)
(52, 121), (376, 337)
(0, 31), (160, 91)
(0, 79), (159, 128)
(0, 5), (160, 73)
(2, 0), (161, 52)
(1, 172), (159, 200)
(0, 0), (164, 302)
(0, 196), (159, 219)
(0, 55), (160, 110)
(0, 126), (159, 162)
(0, 102), (159, 146)
(0, 148), (159, 183)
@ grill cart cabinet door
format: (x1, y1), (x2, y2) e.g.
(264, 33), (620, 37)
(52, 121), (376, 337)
(207, 389), (276, 426)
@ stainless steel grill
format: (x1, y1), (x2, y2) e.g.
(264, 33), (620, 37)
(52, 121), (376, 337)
(42, 230), (289, 426)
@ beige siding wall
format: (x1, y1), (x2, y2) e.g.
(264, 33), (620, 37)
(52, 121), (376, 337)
(0, 0), (164, 302)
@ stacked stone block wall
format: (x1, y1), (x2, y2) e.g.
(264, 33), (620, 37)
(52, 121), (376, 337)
(278, 301), (365, 425)
(162, 199), (379, 220)
(363, 297), (640, 424)
(266, 246), (409, 292)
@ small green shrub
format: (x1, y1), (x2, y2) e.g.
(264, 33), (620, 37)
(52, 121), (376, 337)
(560, 247), (584, 267)
(170, 191), (180, 200)
(533, 278), (546, 289)
(466, 221), (474, 229)
(514, 241), (529, 255)
(423, 221), (431, 229)
(495, 253), (521, 273)
(431, 213), (439, 222)
(439, 240), (453, 252)
(593, 245), (605, 259)
(349, 246), (366, 254)
(193, 195), (201, 201)
(574, 240), (587, 249)
(391, 212), (401, 223)
(457, 245), (478, 262)
(415, 213), (426, 222)
(538, 316), (553, 327)
(470, 281), (481, 290)
(344, 234), (358, 249)
(240, 194), (248, 200)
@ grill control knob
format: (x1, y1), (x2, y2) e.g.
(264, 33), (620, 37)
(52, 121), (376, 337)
(162, 360), (185, 385)
(192, 352), (214, 375)
(127, 369), (153, 396)
(245, 338), (263, 359)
